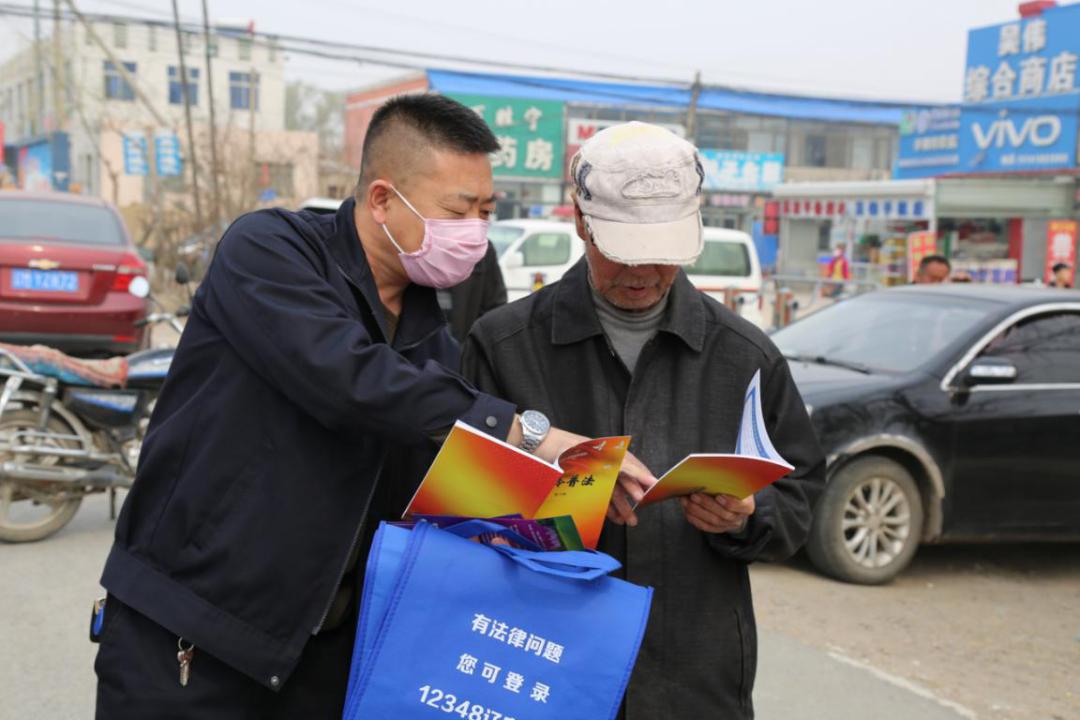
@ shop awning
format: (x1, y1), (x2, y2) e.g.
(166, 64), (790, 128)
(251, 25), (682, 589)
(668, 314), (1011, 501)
(426, 70), (910, 125)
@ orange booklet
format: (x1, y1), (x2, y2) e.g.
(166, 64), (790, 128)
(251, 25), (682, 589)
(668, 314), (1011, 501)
(638, 370), (794, 507)
(403, 421), (630, 549)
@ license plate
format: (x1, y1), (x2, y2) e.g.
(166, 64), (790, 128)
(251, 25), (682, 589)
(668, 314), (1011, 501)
(11, 269), (80, 293)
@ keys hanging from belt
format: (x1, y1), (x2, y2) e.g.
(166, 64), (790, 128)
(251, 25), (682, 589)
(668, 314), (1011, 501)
(177, 638), (195, 687)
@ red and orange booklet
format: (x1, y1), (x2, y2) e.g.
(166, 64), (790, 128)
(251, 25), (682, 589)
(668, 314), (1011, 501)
(403, 422), (630, 549)
(405, 371), (794, 543)
(636, 370), (793, 507)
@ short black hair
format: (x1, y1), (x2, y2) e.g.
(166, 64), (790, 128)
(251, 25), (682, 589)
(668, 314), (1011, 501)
(1052, 262), (1072, 273)
(357, 93), (499, 193)
(919, 254), (951, 272)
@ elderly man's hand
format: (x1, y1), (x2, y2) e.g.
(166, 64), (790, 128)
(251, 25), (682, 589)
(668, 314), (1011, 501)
(679, 493), (755, 534)
(605, 451), (657, 528)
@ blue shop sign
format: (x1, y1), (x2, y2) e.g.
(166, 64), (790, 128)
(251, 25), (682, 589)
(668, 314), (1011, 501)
(958, 4), (1080, 173)
(154, 132), (183, 178)
(894, 107), (961, 179)
(699, 150), (784, 192)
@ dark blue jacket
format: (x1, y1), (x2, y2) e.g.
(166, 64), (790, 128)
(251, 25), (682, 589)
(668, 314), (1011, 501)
(100, 199), (513, 690)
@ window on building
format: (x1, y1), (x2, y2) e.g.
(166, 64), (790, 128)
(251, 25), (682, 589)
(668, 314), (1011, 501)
(168, 66), (199, 106)
(113, 22), (128, 49)
(183, 31), (196, 51)
(147, 25), (157, 51)
(804, 134), (827, 167)
(103, 61), (136, 101)
(238, 37), (252, 61)
(851, 137), (874, 170)
(229, 71), (258, 110)
(268, 37), (278, 62)
(207, 36), (219, 57)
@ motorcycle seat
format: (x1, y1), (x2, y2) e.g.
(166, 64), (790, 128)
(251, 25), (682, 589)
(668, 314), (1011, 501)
(0, 343), (128, 388)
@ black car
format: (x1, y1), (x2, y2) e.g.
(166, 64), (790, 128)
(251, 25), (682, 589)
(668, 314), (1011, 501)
(771, 284), (1080, 584)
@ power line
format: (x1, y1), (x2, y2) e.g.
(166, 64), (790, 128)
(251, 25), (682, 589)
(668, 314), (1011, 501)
(292, 0), (697, 77)
(0, 1), (945, 107)
(2, 2), (1077, 119)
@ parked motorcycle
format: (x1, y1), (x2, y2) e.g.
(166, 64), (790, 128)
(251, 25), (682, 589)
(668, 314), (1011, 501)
(0, 270), (190, 542)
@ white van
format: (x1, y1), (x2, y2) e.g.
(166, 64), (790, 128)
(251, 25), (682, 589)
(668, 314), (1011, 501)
(493, 220), (765, 327)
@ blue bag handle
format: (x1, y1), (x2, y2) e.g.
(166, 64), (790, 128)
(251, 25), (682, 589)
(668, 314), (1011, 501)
(436, 519), (544, 552)
(489, 544), (622, 581)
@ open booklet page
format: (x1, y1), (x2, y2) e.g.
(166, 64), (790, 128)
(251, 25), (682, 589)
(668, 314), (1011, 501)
(403, 421), (629, 548)
(638, 370), (794, 507)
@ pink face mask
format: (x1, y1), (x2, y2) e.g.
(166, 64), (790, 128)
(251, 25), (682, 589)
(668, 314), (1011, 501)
(381, 186), (490, 289)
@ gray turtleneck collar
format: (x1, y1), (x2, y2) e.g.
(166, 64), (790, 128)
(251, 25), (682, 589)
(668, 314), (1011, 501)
(589, 285), (669, 373)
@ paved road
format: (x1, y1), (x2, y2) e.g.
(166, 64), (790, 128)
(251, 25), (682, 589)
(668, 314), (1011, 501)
(1, 494), (986, 720)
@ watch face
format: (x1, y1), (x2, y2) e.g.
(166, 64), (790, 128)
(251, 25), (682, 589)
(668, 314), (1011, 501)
(522, 410), (550, 436)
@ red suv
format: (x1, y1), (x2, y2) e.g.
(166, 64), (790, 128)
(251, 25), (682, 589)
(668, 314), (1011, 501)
(0, 191), (149, 356)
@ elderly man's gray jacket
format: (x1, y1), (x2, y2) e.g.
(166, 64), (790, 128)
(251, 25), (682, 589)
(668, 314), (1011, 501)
(461, 258), (825, 720)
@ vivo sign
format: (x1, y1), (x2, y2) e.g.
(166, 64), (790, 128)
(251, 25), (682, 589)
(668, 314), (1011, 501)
(971, 114), (1062, 150)
(955, 5), (1080, 173)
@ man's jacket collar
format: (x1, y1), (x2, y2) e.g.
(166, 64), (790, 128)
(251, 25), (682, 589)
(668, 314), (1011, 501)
(324, 198), (446, 349)
(551, 258), (707, 353)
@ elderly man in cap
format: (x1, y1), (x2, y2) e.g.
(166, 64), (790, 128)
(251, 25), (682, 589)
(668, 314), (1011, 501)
(462, 122), (824, 719)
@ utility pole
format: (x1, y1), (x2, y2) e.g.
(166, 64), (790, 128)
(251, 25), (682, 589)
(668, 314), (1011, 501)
(248, 25), (257, 204)
(201, 0), (221, 225)
(52, 0), (64, 129)
(171, 0), (203, 229)
(686, 70), (702, 142)
(33, 0), (44, 132)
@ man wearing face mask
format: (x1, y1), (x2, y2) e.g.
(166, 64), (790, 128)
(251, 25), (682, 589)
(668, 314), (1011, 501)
(92, 94), (655, 719)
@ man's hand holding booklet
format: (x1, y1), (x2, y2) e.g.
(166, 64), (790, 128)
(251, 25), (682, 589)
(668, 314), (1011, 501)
(404, 370), (791, 548)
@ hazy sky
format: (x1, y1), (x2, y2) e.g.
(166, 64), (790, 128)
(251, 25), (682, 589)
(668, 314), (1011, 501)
(1, 0), (1031, 102)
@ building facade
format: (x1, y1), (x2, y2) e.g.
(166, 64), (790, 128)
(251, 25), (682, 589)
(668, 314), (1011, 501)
(776, 1), (1080, 284)
(0, 18), (317, 208)
(342, 69), (904, 242)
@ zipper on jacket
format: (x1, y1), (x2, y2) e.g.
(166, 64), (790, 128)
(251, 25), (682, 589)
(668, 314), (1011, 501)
(312, 459), (382, 634)
(335, 264), (447, 353)
(312, 267), (460, 633)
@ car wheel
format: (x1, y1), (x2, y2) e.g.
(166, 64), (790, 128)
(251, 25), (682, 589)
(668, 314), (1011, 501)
(807, 455), (923, 585)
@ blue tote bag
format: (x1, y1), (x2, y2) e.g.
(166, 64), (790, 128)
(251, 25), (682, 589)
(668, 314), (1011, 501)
(343, 521), (652, 720)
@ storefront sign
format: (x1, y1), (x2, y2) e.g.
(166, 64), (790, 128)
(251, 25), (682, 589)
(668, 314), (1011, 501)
(15, 134), (68, 191)
(1045, 219), (1078, 282)
(123, 132), (149, 176)
(958, 5), (1080, 173)
(17, 142), (53, 192)
(699, 150), (785, 192)
(907, 231), (938, 281)
(894, 107), (961, 179)
(706, 193), (753, 208)
(449, 94), (565, 179)
(779, 196), (930, 220)
(952, 258), (1018, 284)
(563, 118), (684, 179)
(154, 131), (183, 178)
(566, 118), (685, 145)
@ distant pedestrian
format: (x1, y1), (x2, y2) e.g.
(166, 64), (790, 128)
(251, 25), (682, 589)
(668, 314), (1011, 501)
(915, 254), (951, 284)
(1049, 262), (1074, 289)
(825, 245), (850, 297)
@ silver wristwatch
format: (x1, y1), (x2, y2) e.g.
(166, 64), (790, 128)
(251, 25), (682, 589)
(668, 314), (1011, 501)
(519, 410), (551, 454)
